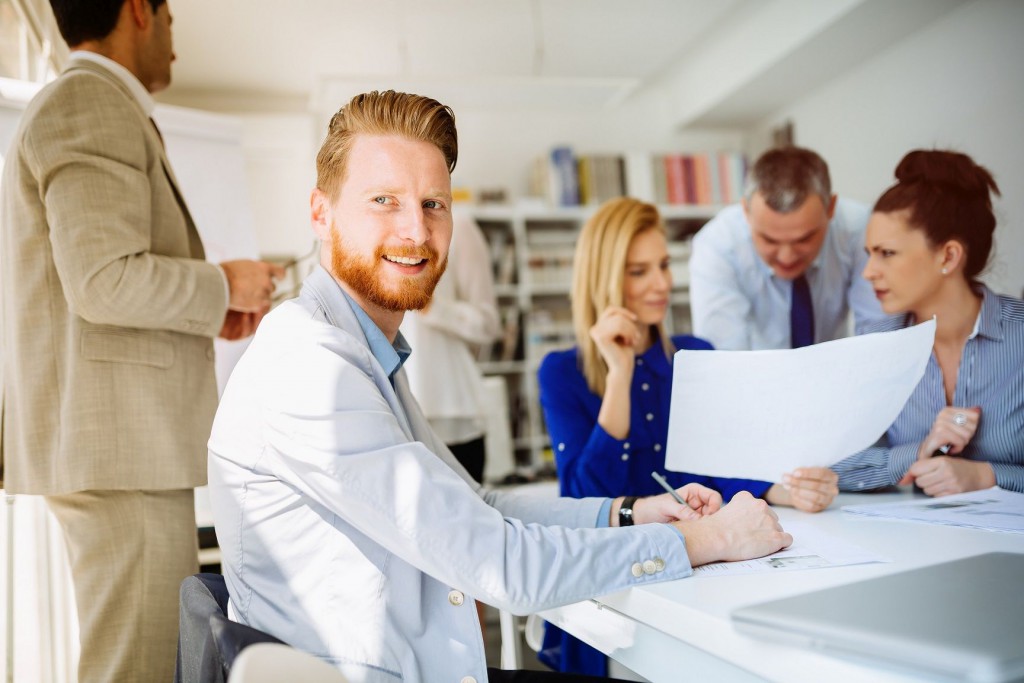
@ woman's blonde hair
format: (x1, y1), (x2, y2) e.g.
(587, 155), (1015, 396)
(571, 197), (674, 395)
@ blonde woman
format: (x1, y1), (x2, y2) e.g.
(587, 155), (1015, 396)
(536, 197), (835, 676)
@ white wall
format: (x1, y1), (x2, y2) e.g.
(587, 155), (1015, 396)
(238, 113), (318, 259)
(753, 0), (1024, 297)
(449, 92), (744, 200)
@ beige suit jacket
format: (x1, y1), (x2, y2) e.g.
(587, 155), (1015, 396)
(0, 58), (228, 494)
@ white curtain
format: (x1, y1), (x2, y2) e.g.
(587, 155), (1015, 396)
(0, 495), (79, 683)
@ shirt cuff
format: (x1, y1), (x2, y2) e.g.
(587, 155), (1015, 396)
(990, 463), (1024, 493)
(887, 443), (920, 485)
(596, 498), (613, 528)
(217, 264), (231, 306)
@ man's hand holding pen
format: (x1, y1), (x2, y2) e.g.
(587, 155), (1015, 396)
(627, 482), (723, 523)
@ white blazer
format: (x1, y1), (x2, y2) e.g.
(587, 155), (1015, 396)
(208, 266), (692, 683)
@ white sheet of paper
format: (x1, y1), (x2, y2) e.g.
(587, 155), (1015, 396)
(842, 487), (1024, 534)
(691, 522), (888, 577)
(665, 319), (935, 482)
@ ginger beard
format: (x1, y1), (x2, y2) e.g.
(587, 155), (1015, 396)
(330, 223), (447, 311)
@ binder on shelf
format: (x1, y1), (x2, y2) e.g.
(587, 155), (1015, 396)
(551, 146), (579, 206)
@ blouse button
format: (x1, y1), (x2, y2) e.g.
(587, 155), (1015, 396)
(654, 444), (662, 452)
(641, 383), (650, 391)
(623, 442), (630, 450)
(636, 358), (644, 366)
(557, 443), (565, 452)
(646, 413), (654, 422)
(621, 453), (629, 461)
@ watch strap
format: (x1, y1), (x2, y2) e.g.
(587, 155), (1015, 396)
(618, 496), (639, 527)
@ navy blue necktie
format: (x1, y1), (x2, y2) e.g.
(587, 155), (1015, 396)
(790, 274), (815, 348)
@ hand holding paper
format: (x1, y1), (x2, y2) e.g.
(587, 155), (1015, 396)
(665, 319), (936, 483)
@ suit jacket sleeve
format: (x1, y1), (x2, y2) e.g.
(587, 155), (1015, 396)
(23, 73), (227, 336)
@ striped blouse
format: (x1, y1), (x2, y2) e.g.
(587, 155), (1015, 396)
(833, 286), (1024, 493)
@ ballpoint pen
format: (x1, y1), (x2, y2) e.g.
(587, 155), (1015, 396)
(651, 471), (685, 505)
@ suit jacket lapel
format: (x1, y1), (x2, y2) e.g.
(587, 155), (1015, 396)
(301, 268), (417, 441)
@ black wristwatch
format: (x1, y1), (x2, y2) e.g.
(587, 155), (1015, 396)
(618, 496), (639, 527)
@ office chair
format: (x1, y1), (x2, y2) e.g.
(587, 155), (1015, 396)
(174, 573), (285, 683)
(227, 643), (349, 683)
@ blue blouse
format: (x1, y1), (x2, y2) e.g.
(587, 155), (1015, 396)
(833, 286), (1024, 492)
(538, 334), (773, 501)
(536, 334), (773, 677)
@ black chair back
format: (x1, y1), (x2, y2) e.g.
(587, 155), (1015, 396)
(174, 573), (284, 683)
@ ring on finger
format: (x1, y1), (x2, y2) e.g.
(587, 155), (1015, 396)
(953, 412), (967, 426)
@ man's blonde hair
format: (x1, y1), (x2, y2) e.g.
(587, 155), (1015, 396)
(316, 90), (458, 198)
(571, 197), (674, 396)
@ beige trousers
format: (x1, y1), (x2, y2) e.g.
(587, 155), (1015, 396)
(46, 489), (198, 683)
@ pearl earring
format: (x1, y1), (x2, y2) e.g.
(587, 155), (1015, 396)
(941, 267), (948, 275)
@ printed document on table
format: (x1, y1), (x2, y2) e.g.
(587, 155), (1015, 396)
(692, 522), (887, 577)
(842, 487), (1024, 534)
(665, 319), (935, 483)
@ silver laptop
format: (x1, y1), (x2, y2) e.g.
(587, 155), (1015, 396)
(731, 552), (1024, 683)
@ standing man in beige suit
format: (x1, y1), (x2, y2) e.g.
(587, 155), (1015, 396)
(0, 1), (283, 681)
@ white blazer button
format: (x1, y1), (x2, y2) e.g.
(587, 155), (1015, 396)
(631, 562), (644, 578)
(461, 677), (477, 683)
(654, 557), (666, 572)
(448, 590), (465, 606)
(643, 560), (657, 575)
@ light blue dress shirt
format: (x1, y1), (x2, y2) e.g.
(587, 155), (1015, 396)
(833, 286), (1024, 493)
(689, 198), (888, 350)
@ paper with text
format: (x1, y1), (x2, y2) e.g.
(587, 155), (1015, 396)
(665, 319), (935, 482)
(842, 487), (1024, 534)
(692, 522), (887, 577)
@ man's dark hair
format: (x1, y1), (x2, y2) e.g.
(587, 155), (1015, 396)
(744, 146), (832, 213)
(49, 0), (166, 47)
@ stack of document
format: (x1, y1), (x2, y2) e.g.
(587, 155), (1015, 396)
(842, 487), (1024, 534)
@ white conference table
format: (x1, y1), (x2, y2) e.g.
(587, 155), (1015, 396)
(538, 490), (1024, 683)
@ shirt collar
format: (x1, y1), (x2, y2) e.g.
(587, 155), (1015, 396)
(640, 333), (674, 379)
(339, 288), (410, 380)
(69, 50), (156, 117)
(972, 285), (1003, 342)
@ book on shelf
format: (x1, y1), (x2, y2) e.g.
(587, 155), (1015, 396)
(529, 147), (746, 208)
(551, 146), (579, 206)
(649, 151), (747, 207)
(484, 229), (517, 286)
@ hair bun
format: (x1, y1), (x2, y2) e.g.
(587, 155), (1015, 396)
(894, 149), (1000, 202)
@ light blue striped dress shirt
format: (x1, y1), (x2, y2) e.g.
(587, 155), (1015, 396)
(833, 286), (1024, 492)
